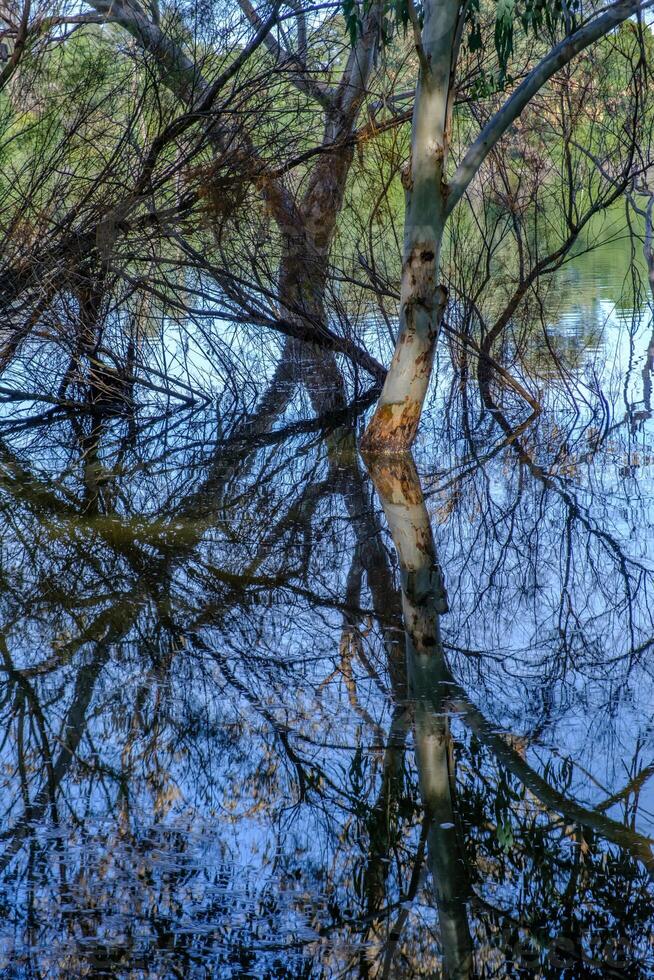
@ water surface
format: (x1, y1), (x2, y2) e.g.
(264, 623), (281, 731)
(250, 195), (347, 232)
(0, 235), (654, 977)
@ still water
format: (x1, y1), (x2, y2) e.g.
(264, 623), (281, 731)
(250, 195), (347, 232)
(0, 233), (654, 977)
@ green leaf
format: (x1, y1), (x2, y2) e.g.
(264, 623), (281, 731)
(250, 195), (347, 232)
(497, 819), (515, 852)
(495, 0), (516, 79)
(342, 0), (360, 45)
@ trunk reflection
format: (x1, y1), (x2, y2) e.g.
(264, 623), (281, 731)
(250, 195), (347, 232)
(365, 450), (474, 979)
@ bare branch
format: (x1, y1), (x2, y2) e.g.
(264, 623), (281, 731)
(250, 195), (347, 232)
(238, 0), (336, 108)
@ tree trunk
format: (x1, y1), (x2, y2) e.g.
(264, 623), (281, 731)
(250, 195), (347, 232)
(271, 6), (381, 415)
(277, 230), (347, 415)
(362, 0), (458, 453)
(274, 117), (366, 415)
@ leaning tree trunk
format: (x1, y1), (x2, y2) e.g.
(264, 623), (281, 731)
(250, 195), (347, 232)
(361, 0), (458, 453)
(271, 9), (381, 417)
(80, 0), (384, 410)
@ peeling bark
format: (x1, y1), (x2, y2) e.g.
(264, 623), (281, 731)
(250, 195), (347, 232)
(361, 281), (447, 453)
(363, 0), (648, 452)
(362, 0), (458, 452)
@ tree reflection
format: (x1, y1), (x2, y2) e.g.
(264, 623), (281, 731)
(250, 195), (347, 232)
(366, 443), (654, 977)
(0, 374), (651, 975)
(365, 452), (473, 978)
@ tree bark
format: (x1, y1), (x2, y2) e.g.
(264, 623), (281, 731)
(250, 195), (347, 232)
(81, 0), (382, 404)
(361, 0), (651, 453)
(277, 218), (348, 414)
(361, 0), (458, 452)
(274, 8), (383, 413)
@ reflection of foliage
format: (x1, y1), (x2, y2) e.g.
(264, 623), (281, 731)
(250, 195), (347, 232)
(457, 732), (654, 975)
(0, 357), (651, 974)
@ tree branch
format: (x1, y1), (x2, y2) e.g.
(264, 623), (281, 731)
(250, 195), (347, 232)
(84, 0), (303, 229)
(446, 0), (654, 217)
(237, 0), (336, 108)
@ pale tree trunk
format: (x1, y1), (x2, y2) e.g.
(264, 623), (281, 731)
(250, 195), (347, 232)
(361, 0), (648, 452)
(361, 0), (458, 453)
(365, 451), (474, 978)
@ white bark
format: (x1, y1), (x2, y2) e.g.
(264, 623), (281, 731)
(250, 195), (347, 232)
(362, 0), (458, 452)
(364, 0), (654, 452)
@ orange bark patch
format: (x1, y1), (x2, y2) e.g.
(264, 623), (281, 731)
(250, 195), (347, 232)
(361, 399), (422, 454)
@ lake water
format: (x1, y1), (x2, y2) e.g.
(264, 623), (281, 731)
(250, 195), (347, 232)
(0, 227), (653, 977)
